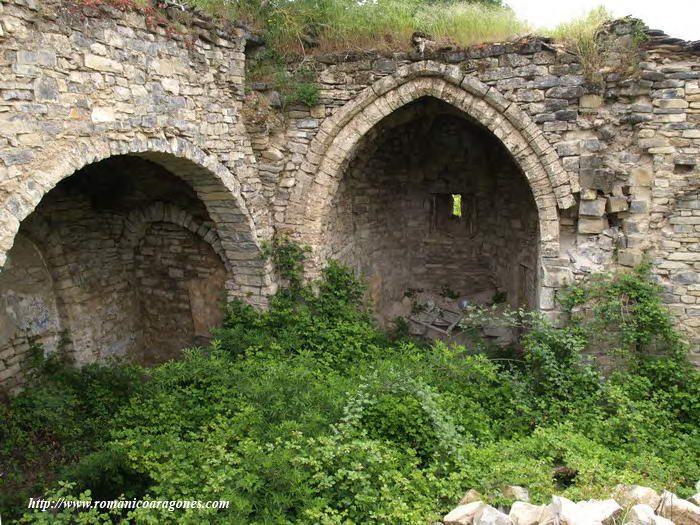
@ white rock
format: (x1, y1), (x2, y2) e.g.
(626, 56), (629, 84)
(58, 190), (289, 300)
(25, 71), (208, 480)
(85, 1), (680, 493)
(689, 493), (700, 507)
(474, 504), (513, 525)
(459, 489), (483, 505)
(502, 485), (530, 502)
(657, 491), (700, 525)
(84, 53), (123, 73)
(652, 516), (675, 525)
(613, 485), (662, 509)
(509, 501), (554, 525)
(91, 107), (115, 123)
(625, 504), (656, 525)
(444, 502), (487, 525)
(551, 496), (601, 525)
(577, 499), (622, 524)
(161, 77), (180, 95)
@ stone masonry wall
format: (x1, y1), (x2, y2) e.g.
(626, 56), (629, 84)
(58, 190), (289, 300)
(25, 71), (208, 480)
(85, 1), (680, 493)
(246, 23), (700, 364)
(0, 233), (62, 392)
(0, 154), (233, 391)
(1, 0), (700, 392)
(0, 0), (277, 390)
(0, 0), (273, 287)
(134, 221), (226, 366)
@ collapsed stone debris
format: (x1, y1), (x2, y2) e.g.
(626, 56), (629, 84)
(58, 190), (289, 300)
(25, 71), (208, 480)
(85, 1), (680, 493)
(442, 485), (700, 524)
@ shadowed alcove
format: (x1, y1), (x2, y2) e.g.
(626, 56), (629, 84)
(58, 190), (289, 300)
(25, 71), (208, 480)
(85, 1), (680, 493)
(323, 97), (540, 325)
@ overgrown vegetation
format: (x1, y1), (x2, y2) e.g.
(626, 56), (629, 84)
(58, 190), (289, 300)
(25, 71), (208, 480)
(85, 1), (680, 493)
(185, 0), (521, 55)
(69, 0), (647, 110)
(3, 242), (698, 524)
(547, 6), (647, 84)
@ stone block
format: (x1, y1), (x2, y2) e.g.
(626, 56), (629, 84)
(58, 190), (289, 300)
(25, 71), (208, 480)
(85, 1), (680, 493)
(84, 53), (123, 73)
(444, 502), (486, 525)
(658, 491), (700, 524)
(618, 249), (643, 267)
(458, 489), (482, 505)
(578, 217), (607, 234)
(653, 98), (689, 109)
(581, 188), (597, 200)
(555, 140), (580, 156)
(509, 502), (553, 525)
(607, 196), (628, 213)
(542, 265), (574, 287)
(630, 167), (652, 187)
(501, 485), (529, 502)
(91, 107), (115, 123)
(579, 94), (602, 108)
(580, 169), (615, 192)
(668, 252), (700, 261)
(613, 485), (661, 509)
(579, 198), (606, 217)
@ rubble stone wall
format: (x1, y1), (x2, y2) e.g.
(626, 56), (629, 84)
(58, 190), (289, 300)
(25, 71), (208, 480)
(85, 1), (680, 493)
(1, 1), (700, 392)
(247, 23), (700, 364)
(0, 0), (274, 390)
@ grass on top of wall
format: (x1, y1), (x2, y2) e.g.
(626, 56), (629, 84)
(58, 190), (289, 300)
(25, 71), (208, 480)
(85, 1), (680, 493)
(184, 0), (532, 54)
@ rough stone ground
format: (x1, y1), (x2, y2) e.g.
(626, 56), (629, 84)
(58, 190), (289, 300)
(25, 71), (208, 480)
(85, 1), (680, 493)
(442, 484), (700, 524)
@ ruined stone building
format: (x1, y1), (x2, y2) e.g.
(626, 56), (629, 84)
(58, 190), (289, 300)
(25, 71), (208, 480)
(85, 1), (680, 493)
(1, 0), (699, 391)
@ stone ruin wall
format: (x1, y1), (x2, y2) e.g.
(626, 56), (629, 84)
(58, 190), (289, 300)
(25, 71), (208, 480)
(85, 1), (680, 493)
(248, 22), (700, 362)
(0, 0), (699, 391)
(0, 0), (277, 392)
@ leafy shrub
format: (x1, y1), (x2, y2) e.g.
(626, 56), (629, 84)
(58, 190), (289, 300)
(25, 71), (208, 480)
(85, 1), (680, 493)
(9, 252), (700, 523)
(0, 352), (143, 521)
(289, 82), (319, 107)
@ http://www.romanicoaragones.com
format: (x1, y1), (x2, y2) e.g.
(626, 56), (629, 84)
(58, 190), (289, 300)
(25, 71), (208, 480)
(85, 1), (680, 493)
(26, 497), (230, 513)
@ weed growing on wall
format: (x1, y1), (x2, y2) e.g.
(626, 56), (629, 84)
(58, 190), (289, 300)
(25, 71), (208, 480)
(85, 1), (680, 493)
(3, 242), (699, 523)
(547, 7), (647, 85)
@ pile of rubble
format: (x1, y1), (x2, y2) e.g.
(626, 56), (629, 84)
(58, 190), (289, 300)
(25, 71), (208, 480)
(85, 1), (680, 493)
(441, 485), (700, 525)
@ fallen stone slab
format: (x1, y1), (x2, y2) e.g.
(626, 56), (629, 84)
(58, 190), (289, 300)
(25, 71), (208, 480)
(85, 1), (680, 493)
(474, 504), (513, 525)
(552, 495), (602, 525)
(509, 501), (554, 525)
(444, 501), (514, 525)
(445, 502), (489, 525)
(576, 498), (622, 524)
(459, 489), (483, 505)
(625, 504), (657, 525)
(613, 485), (662, 510)
(502, 485), (530, 502)
(657, 491), (700, 524)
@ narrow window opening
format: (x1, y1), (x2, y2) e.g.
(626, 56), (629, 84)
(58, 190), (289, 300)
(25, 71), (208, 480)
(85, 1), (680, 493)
(451, 194), (462, 217)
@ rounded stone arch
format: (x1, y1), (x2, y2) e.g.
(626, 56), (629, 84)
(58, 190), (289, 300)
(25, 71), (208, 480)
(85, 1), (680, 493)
(0, 137), (273, 300)
(119, 201), (232, 274)
(287, 61), (575, 266)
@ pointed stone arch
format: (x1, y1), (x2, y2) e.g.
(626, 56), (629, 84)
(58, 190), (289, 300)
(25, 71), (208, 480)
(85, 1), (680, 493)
(286, 61), (574, 266)
(284, 61), (575, 311)
(119, 201), (231, 274)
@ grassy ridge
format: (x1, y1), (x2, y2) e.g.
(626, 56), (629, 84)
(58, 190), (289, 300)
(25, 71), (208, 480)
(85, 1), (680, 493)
(181, 1), (623, 59)
(185, 0), (531, 53)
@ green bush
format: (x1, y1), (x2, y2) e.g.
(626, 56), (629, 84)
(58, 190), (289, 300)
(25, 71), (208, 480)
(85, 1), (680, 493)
(0, 352), (143, 522)
(10, 251), (700, 524)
